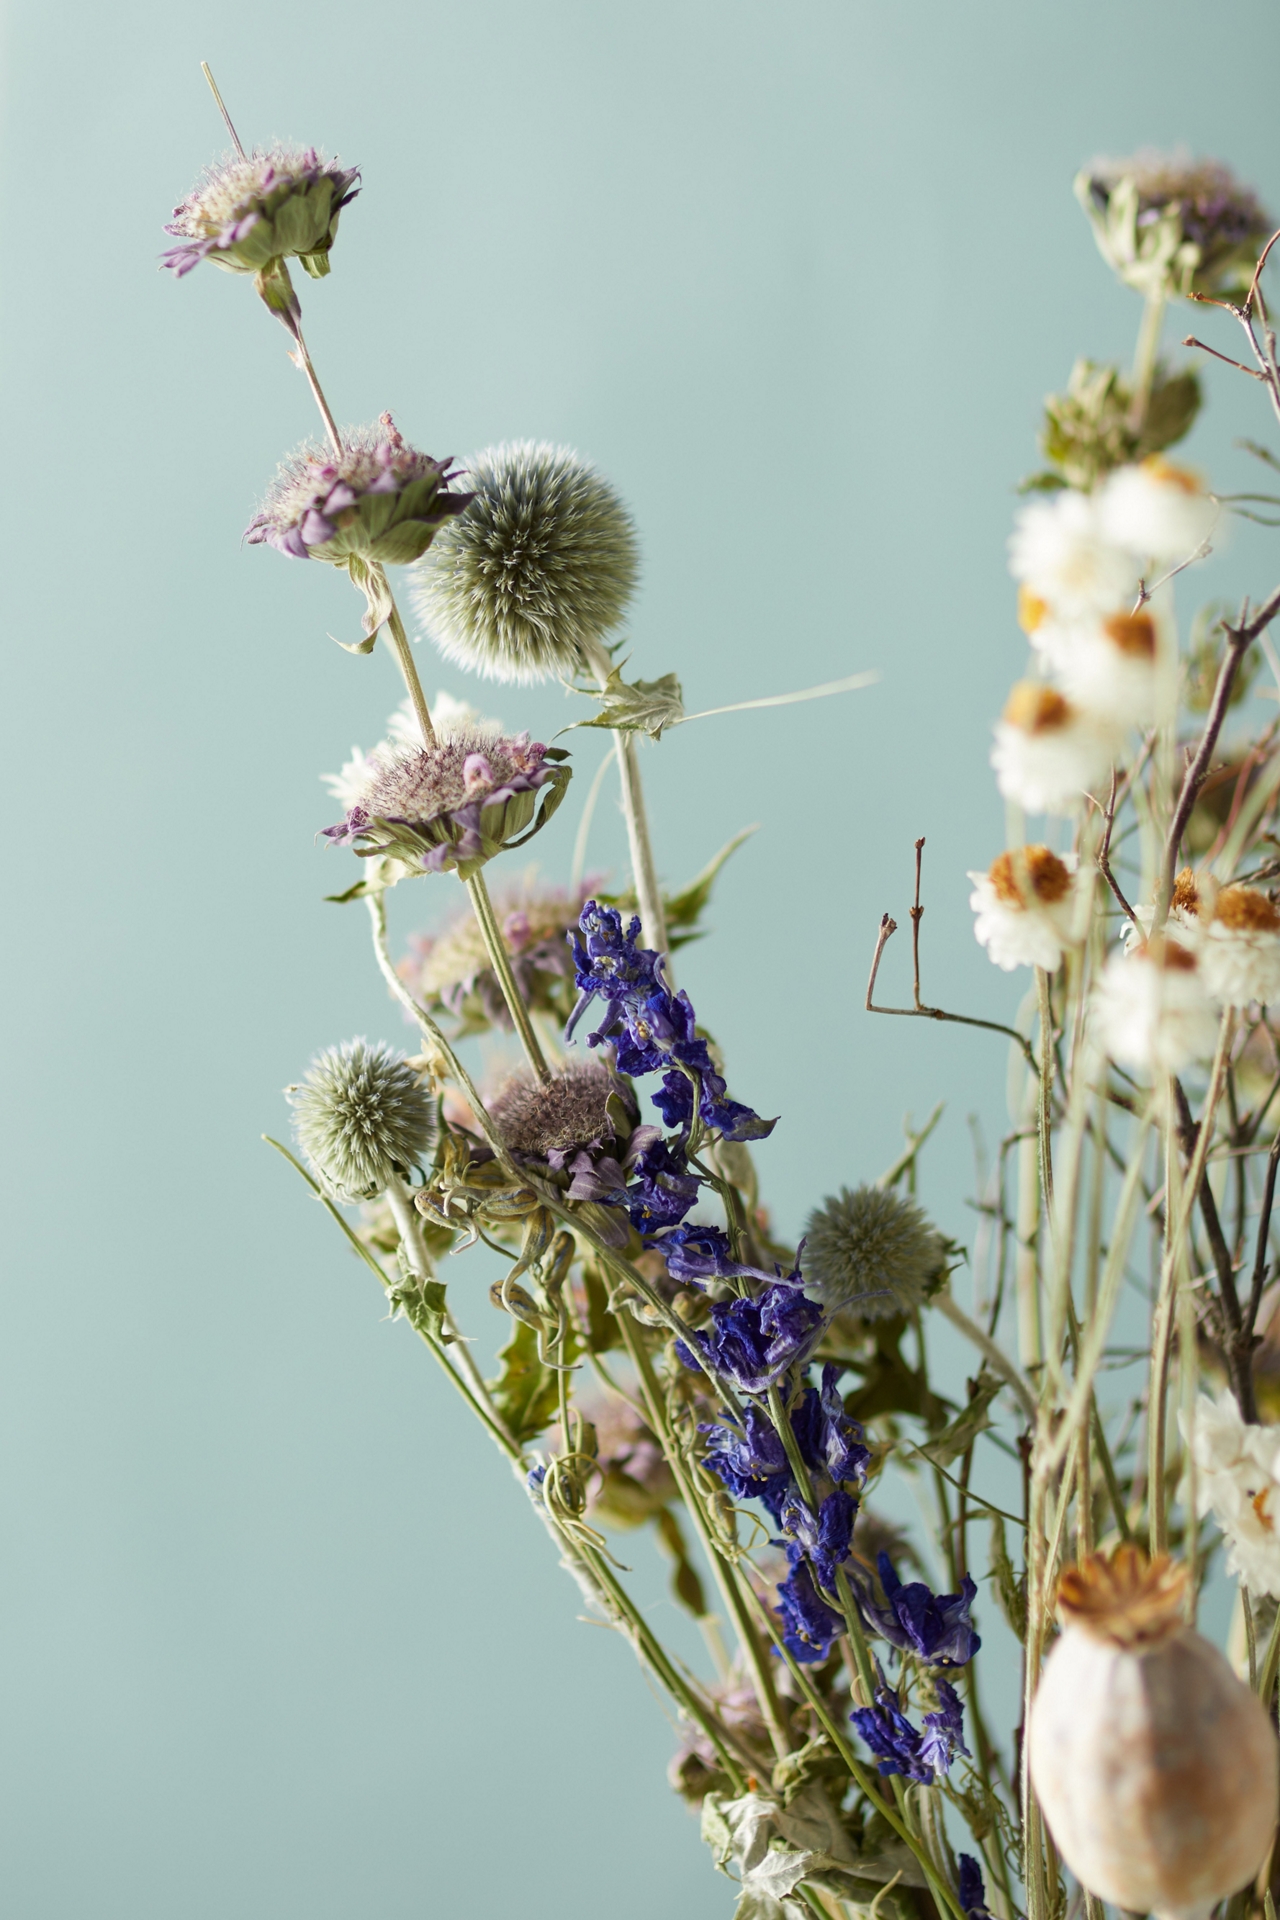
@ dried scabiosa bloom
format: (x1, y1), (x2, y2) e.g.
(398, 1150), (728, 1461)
(801, 1185), (946, 1319)
(399, 876), (598, 1035)
(968, 846), (1078, 972)
(489, 1056), (642, 1246)
(323, 728), (570, 881)
(162, 144), (360, 282)
(246, 417), (471, 569)
(1076, 151), (1273, 299)
(1029, 1546), (1278, 1920)
(288, 1039), (436, 1203)
(412, 442), (639, 682)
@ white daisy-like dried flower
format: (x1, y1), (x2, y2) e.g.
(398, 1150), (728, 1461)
(968, 845), (1078, 972)
(1199, 883), (1280, 1008)
(1099, 457), (1217, 567)
(1092, 936), (1219, 1074)
(1042, 609), (1160, 729)
(1122, 868), (1210, 955)
(1181, 1389), (1280, 1596)
(1008, 490), (1140, 622)
(990, 683), (1117, 815)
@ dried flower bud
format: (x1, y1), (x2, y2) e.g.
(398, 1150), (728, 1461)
(246, 417), (471, 568)
(323, 729), (571, 881)
(1031, 358), (1201, 493)
(1076, 151), (1272, 299)
(1029, 1546), (1278, 1920)
(162, 145), (360, 282)
(288, 1039), (436, 1203)
(411, 442), (639, 683)
(801, 1184), (946, 1320)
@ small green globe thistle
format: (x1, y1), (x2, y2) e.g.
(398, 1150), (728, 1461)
(288, 1039), (436, 1202)
(411, 442), (640, 684)
(802, 1184), (946, 1320)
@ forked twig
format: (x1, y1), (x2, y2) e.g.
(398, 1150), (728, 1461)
(865, 840), (1038, 1074)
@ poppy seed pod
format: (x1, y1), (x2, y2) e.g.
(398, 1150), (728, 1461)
(1029, 1546), (1278, 1920)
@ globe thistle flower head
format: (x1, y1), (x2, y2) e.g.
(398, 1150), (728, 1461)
(322, 728), (570, 881)
(969, 846), (1078, 972)
(1077, 151), (1272, 299)
(288, 1039), (436, 1203)
(246, 416), (472, 568)
(162, 144), (360, 280)
(801, 1184), (946, 1320)
(411, 442), (640, 683)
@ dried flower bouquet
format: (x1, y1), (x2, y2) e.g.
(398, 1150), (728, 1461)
(167, 77), (1280, 1920)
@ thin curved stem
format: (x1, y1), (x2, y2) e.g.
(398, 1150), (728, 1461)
(381, 588), (436, 746)
(581, 638), (669, 959)
(464, 870), (550, 1082)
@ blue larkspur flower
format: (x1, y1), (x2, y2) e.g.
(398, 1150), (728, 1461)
(622, 1137), (703, 1234)
(958, 1854), (992, 1920)
(565, 902), (775, 1143)
(918, 1678), (971, 1777)
(779, 1488), (858, 1589)
(699, 1407), (791, 1510)
(677, 1283), (824, 1393)
(790, 1365), (871, 1487)
(776, 1561), (845, 1664)
(851, 1686), (935, 1783)
(856, 1551), (981, 1667)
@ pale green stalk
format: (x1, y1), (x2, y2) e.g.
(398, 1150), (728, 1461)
(463, 868), (551, 1081)
(581, 637), (669, 956)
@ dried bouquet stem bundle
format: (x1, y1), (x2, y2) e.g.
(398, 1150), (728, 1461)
(166, 83), (1280, 1920)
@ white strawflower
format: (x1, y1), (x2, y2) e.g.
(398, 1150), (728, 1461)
(1092, 937), (1219, 1074)
(969, 846), (1079, 972)
(1182, 1390), (1280, 1597)
(1199, 884), (1280, 1008)
(1042, 610), (1160, 729)
(323, 693), (502, 809)
(1008, 490), (1140, 622)
(990, 683), (1117, 814)
(1099, 457), (1217, 566)
(1122, 868), (1209, 955)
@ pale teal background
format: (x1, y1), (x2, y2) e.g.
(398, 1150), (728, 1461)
(3, 3), (1280, 1914)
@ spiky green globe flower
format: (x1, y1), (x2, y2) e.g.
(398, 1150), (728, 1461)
(162, 145), (360, 281)
(288, 1039), (436, 1203)
(802, 1185), (946, 1320)
(411, 442), (640, 683)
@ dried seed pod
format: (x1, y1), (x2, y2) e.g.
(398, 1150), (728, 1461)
(1029, 1546), (1278, 1920)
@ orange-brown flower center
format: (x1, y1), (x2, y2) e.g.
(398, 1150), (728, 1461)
(1003, 682), (1072, 734)
(1171, 867), (1201, 917)
(988, 846), (1071, 907)
(1102, 611), (1157, 660)
(1057, 1544), (1187, 1646)
(1214, 884), (1280, 934)
(1143, 455), (1201, 497)
(1018, 585), (1048, 636)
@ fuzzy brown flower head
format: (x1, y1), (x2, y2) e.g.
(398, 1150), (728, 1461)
(246, 416), (472, 567)
(323, 727), (570, 881)
(802, 1184), (947, 1319)
(1077, 152), (1272, 298)
(412, 441), (640, 683)
(162, 144), (360, 281)
(989, 845), (1073, 908)
(399, 876), (601, 1036)
(1214, 884), (1280, 934)
(490, 1057), (630, 1157)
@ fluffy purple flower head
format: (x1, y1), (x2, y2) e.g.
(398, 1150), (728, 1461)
(162, 144), (360, 280)
(399, 876), (602, 1038)
(856, 1552), (981, 1667)
(246, 416), (472, 568)
(677, 1283), (824, 1393)
(776, 1561), (844, 1665)
(322, 727), (570, 881)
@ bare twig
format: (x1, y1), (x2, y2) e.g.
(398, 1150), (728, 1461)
(1097, 768), (1138, 924)
(911, 836), (926, 1010)
(1181, 336), (1263, 380)
(1248, 1130), (1280, 1339)
(866, 848), (1039, 1074)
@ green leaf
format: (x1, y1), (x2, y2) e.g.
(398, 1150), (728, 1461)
(393, 1276), (452, 1344)
(654, 1506), (708, 1618)
(917, 1367), (1002, 1466)
(486, 1317), (562, 1444)
(370, 519), (435, 566)
(572, 665), (686, 739)
(664, 827), (758, 934)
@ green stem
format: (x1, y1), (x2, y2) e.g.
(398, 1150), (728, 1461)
(582, 637), (669, 958)
(382, 588), (436, 746)
(464, 869), (550, 1082)
(1129, 287), (1166, 437)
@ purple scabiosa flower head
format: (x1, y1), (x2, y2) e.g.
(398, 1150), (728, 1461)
(322, 727), (571, 882)
(246, 416), (472, 569)
(1076, 152), (1272, 299)
(801, 1184), (946, 1321)
(855, 1551), (981, 1667)
(287, 1038), (435, 1203)
(411, 442), (639, 684)
(677, 1283), (824, 1393)
(776, 1560), (845, 1665)
(399, 874), (601, 1037)
(162, 144), (360, 281)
